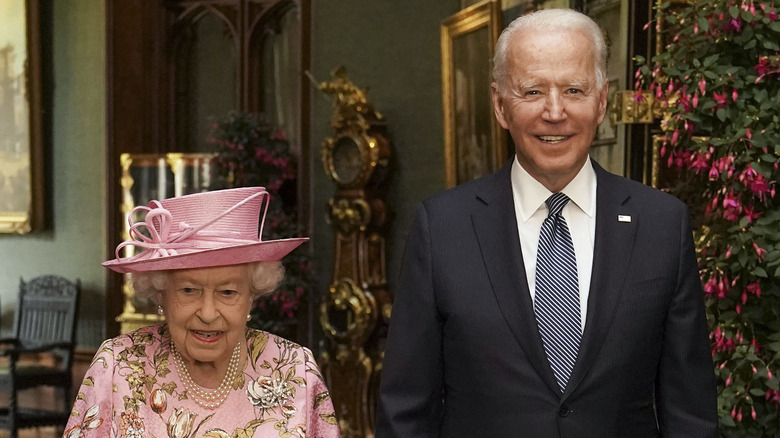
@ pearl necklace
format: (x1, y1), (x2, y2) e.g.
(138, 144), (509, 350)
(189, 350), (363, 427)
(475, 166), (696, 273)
(170, 341), (242, 409)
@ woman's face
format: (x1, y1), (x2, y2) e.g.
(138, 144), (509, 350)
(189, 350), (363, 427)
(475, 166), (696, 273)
(159, 265), (253, 368)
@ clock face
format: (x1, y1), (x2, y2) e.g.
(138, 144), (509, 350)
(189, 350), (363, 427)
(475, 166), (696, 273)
(331, 136), (364, 185)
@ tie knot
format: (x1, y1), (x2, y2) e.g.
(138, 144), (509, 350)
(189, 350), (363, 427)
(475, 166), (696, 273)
(546, 193), (570, 217)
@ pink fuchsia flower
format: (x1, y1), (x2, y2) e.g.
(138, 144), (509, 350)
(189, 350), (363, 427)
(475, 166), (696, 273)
(655, 83), (664, 99)
(764, 2), (779, 21)
(749, 174), (772, 199)
(708, 165), (720, 180)
(742, 205), (762, 223)
(714, 154), (736, 175)
(721, 191), (743, 222)
(739, 1), (754, 15)
(689, 152), (709, 173)
(678, 90), (692, 112)
(667, 149), (690, 170)
(703, 274), (729, 299)
(713, 91), (729, 109)
(746, 281), (762, 297)
(739, 163), (758, 183)
(699, 78), (707, 95)
(711, 326), (737, 354)
(753, 242), (767, 260)
(754, 55), (772, 76)
(723, 17), (742, 32)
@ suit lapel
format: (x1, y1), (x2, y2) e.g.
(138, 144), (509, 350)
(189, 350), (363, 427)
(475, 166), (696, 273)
(563, 162), (637, 399)
(471, 162), (560, 394)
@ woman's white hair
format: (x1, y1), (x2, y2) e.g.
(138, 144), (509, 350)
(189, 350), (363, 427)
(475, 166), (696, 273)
(492, 8), (608, 96)
(131, 261), (285, 304)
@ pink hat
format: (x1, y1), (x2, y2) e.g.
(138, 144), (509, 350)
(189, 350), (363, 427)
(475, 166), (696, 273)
(103, 187), (308, 274)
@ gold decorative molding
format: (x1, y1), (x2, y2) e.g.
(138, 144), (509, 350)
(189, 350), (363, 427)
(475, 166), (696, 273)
(611, 90), (664, 124)
(308, 66), (382, 134)
(316, 69), (391, 438)
(441, 0), (504, 188)
(320, 278), (378, 348)
(328, 198), (371, 234)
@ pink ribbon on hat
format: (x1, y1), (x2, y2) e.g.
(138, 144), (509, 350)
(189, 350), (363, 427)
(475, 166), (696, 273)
(115, 189), (270, 261)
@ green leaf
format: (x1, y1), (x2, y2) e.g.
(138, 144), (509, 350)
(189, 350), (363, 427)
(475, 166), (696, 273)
(702, 54), (719, 67)
(720, 414), (736, 427)
(698, 17), (710, 33)
(716, 108), (728, 122)
(739, 251), (748, 267)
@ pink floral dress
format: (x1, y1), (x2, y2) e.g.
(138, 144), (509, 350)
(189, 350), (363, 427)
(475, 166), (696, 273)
(64, 324), (340, 438)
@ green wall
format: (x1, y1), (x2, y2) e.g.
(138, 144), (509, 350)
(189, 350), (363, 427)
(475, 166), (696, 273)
(0, 0), (107, 347)
(308, 0), (460, 306)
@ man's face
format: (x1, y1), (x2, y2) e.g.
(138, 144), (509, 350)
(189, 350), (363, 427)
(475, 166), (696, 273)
(491, 28), (607, 192)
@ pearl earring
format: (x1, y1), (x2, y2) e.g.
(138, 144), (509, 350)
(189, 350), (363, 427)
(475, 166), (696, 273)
(157, 306), (164, 316)
(246, 314), (252, 322)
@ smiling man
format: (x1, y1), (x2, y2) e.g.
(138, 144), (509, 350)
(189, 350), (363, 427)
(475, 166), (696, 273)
(376, 8), (717, 438)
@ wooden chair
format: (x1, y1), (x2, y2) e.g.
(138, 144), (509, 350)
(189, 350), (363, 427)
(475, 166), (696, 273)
(0, 275), (80, 437)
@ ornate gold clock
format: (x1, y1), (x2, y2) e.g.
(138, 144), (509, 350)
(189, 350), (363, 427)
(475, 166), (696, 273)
(313, 67), (391, 438)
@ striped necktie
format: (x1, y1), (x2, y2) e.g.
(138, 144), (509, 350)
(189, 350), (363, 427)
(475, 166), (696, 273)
(534, 192), (581, 392)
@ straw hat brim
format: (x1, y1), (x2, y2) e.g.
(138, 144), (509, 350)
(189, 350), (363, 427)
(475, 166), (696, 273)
(102, 237), (308, 274)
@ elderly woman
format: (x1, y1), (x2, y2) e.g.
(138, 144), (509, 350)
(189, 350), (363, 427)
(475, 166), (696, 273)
(65, 187), (339, 438)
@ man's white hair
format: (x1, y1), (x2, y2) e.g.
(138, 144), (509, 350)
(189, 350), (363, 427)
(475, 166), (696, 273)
(492, 8), (608, 96)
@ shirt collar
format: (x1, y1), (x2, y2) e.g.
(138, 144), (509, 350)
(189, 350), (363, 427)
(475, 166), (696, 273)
(511, 156), (596, 223)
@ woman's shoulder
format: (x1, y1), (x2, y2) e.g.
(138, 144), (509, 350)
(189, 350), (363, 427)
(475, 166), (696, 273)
(102, 324), (168, 351)
(245, 328), (314, 358)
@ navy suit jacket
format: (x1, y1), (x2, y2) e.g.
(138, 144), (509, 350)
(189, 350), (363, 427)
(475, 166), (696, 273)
(376, 160), (718, 437)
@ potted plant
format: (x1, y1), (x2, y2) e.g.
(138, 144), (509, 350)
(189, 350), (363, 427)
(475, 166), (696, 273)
(637, 1), (779, 434)
(208, 111), (313, 342)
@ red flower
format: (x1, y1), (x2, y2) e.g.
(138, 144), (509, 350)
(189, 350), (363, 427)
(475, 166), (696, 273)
(723, 17), (742, 32)
(749, 174), (771, 199)
(742, 205), (762, 223)
(746, 281), (762, 297)
(689, 152), (709, 173)
(713, 91), (729, 109)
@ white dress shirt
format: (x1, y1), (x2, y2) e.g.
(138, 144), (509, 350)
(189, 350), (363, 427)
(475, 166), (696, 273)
(511, 157), (597, 331)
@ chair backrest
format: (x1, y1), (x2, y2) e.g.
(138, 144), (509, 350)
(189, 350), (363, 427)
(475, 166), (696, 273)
(15, 276), (80, 365)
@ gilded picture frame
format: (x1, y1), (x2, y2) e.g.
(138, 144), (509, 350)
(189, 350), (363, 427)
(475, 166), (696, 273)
(441, 0), (505, 188)
(0, 0), (44, 233)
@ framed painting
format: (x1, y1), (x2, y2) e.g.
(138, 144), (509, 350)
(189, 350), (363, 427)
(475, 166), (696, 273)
(0, 0), (44, 233)
(441, 0), (505, 188)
